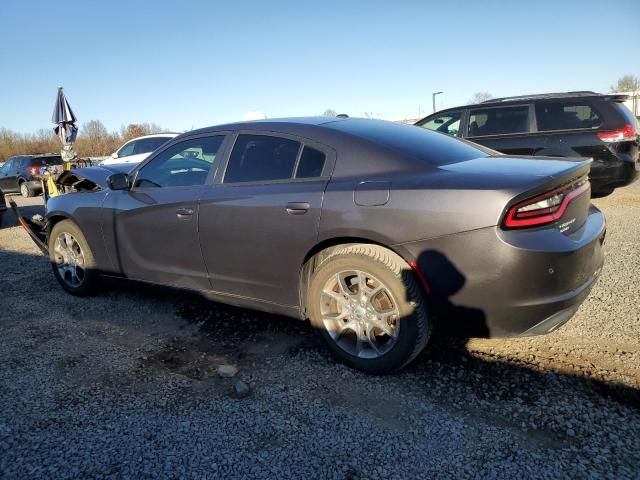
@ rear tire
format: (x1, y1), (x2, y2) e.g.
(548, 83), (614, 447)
(307, 244), (431, 373)
(19, 181), (34, 198)
(49, 219), (100, 296)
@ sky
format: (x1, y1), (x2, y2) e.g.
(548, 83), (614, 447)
(1, 0), (639, 134)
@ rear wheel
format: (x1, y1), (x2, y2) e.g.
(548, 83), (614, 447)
(307, 244), (431, 373)
(49, 220), (99, 296)
(19, 181), (34, 198)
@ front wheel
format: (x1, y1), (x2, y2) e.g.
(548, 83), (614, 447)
(307, 245), (431, 373)
(49, 219), (100, 296)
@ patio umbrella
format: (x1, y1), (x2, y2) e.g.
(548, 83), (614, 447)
(51, 86), (78, 145)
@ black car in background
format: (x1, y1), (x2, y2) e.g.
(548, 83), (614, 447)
(0, 154), (63, 197)
(415, 92), (639, 197)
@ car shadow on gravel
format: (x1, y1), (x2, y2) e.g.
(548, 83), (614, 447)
(100, 277), (640, 411)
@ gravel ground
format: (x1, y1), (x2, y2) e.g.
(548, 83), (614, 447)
(0, 185), (639, 479)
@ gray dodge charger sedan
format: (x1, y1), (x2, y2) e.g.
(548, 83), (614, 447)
(41, 117), (605, 373)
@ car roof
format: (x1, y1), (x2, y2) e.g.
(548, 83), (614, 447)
(126, 133), (179, 141)
(416, 91), (629, 122)
(479, 91), (628, 106)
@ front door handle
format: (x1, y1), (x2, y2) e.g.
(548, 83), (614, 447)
(286, 202), (310, 215)
(176, 207), (194, 220)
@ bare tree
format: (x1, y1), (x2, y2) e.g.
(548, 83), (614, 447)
(610, 75), (640, 93)
(321, 109), (337, 117)
(468, 92), (493, 104)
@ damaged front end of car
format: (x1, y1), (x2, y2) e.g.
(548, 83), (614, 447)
(9, 166), (107, 256)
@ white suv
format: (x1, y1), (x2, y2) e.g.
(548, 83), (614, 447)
(101, 133), (178, 165)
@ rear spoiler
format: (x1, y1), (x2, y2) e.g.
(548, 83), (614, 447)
(604, 94), (629, 103)
(8, 199), (48, 255)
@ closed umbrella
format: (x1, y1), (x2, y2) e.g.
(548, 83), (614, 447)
(51, 87), (78, 162)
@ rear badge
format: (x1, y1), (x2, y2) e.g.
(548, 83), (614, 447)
(558, 217), (576, 233)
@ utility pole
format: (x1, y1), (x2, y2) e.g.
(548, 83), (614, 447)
(432, 91), (443, 113)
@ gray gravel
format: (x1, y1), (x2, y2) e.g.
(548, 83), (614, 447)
(0, 185), (639, 479)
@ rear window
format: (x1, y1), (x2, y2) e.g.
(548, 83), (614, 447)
(327, 119), (490, 167)
(31, 156), (63, 166)
(225, 135), (301, 183)
(468, 106), (529, 136)
(536, 102), (601, 131)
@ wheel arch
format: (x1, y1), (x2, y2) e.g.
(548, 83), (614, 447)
(298, 236), (416, 319)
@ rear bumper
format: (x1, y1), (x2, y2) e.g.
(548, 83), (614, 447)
(395, 206), (606, 338)
(590, 154), (639, 192)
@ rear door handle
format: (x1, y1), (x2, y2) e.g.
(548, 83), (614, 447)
(286, 202), (310, 215)
(176, 207), (194, 219)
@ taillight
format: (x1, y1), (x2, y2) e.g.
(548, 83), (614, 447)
(28, 166), (39, 176)
(597, 124), (637, 143)
(503, 179), (590, 229)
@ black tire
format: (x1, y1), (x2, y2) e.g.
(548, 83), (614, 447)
(49, 219), (100, 296)
(307, 244), (431, 373)
(19, 181), (34, 198)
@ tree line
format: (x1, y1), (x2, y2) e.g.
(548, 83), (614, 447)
(0, 120), (169, 162)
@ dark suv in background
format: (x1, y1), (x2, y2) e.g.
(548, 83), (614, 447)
(0, 154), (63, 197)
(415, 92), (639, 197)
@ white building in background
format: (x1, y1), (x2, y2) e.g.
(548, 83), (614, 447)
(619, 91), (639, 118)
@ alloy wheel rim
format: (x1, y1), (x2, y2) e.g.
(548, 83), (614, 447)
(52, 232), (85, 288)
(320, 270), (400, 359)
(20, 184), (28, 196)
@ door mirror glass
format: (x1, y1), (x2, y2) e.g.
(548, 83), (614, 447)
(107, 172), (130, 190)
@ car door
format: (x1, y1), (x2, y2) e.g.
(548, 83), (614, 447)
(466, 104), (539, 155)
(198, 132), (335, 307)
(101, 133), (230, 290)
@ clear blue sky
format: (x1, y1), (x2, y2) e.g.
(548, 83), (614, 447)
(1, 0), (638, 134)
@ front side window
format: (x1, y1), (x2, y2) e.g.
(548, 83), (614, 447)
(468, 106), (529, 136)
(418, 111), (462, 136)
(134, 135), (224, 188)
(133, 137), (172, 154)
(224, 135), (300, 183)
(117, 140), (136, 158)
(536, 102), (601, 131)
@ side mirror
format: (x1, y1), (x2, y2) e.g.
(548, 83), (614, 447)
(111, 152), (118, 159)
(107, 172), (130, 190)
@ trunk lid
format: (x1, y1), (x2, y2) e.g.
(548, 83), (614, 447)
(441, 155), (593, 235)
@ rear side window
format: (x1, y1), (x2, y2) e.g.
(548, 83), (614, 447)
(536, 102), (601, 131)
(295, 146), (325, 178)
(468, 106), (529, 136)
(225, 135), (300, 183)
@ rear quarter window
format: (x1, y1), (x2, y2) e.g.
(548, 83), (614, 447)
(536, 102), (602, 131)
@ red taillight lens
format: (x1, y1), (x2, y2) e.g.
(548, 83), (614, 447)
(503, 180), (590, 229)
(28, 166), (39, 176)
(597, 124), (637, 143)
